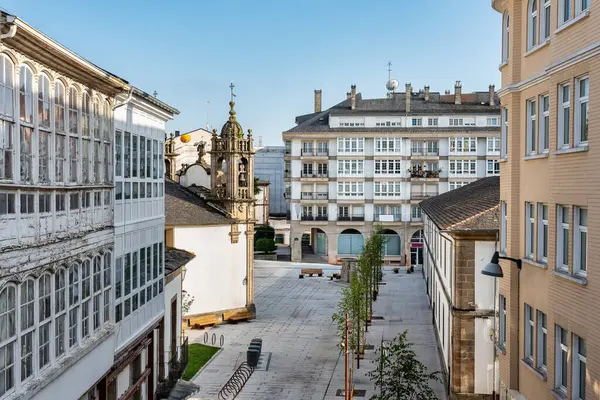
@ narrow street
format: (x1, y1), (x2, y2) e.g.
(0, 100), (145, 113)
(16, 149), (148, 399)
(187, 260), (446, 399)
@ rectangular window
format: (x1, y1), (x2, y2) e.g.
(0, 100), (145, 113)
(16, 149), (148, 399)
(39, 193), (51, 214)
(0, 121), (13, 181)
(146, 138), (151, 178)
(501, 107), (508, 158)
(114, 131), (122, 177)
(82, 191), (91, 209)
(499, 295), (506, 347)
(153, 140), (158, 178)
(93, 142), (101, 183)
(115, 257), (122, 299)
(487, 117), (500, 126)
(69, 137), (78, 182)
(537, 311), (547, 371)
(374, 182), (402, 197)
(20, 126), (33, 182)
(574, 207), (587, 276)
(560, 0), (571, 24)
(132, 135), (138, 178)
(140, 138), (145, 179)
(39, 130), (49, 182)
(487, 160), (500, 175)
(575, 77), (589, 145)
(94, 191), (101, 207)
(55, 133), (66, 182)
(540, 95), (549, 151)
(412, 118), (422, 126)
(555, 325), (568, 393)
(525, 304), (534, 362)
(525, 202), (535, 259)
(573, 335), (586, 400)
(337, 138), (364, 154)
(55, 314), (65, 358)
(124, 253), (131, 296)
(538, 204), (548, 263)
(487, 137), (500, 152)
(557, 205), (570, 270)
(337, 182), (364, 198)
(576, 0), (588, 14)
(558, 84), (570, 148)
(338, 160), (364, 176)
(375, 160), (402, 175)
(20, 193), (34, 214)
(124, 182), (131, 200)
(449, 159), (476, 175)
(542, 0), (551, 40)
(375, 137), (402, 153)
(124, 132), (131, 178)
(69, 193), (79, 210)
(428, 118), (438, 126)
(449, 118), (464, 126)
(82, 139), (89, 184)
(0, 192), (15, 214)
(449, 137), (477, 153)
(526, 99), (536, 155)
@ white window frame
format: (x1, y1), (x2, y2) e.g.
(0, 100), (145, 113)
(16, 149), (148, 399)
(558, 84), (571, 148)
(526, 99), (537, 155)
(576, 0), (589, 14)
(337, 159), (364, 176)
(499, 295), (506, 347)
(487, 137), (501, 152)
(337, 138), (364, 154)
(501, 107), (509, 158)
(538, 203), (548, 263)
(374, 182), (402, 198)
(556, 205), (570, 271)
(573, 207), (587, 277)
(526, 202), (535, 259)
(541, 0), (551, 41)
(524, 304), (534, 362)
(337, 182), (364, 198)
(501, 201), (507, 254)
(374, 159), (402, 175)
(559, 0), (571, 24)
(528, 0), (538, 50)
(449, 118), (464, 126)
(487, 160), (500, 175)
(375, 137), (402, 154)
(428, 118), (438, 126)
(540, 94), (549, 152)
(555, 325), (568, 394)
(412, 118), (422, 127)
(449, 159), (476, 176)
(572, 335), (586, 400)
(502, 12), (510, 63)
(449, 137), (476, 154)
(574, 76), (588, 146)
(537, 311), (547, 371)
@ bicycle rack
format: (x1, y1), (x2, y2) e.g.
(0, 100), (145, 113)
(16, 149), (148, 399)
(217, 362), (255, 400)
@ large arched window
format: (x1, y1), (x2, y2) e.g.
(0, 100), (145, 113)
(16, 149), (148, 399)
(68, 263), (80, 347)
(19, 65), (33, 124)
(528, 0), (538, 50)
(502, 13), (510, 62)
(38, 273), (52, 370)
(0, 285), (17, 396)
(54, 267), (67, 357)
(20, 279), (35, 382)
(0, 54), (14, 118)
(81, 259), (91, 340)
(54, 81), (65, 132)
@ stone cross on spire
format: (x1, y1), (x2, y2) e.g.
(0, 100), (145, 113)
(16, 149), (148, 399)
(229, 82), (236, 102)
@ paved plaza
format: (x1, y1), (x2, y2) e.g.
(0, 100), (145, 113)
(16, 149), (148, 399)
(187, 260), (446, 400)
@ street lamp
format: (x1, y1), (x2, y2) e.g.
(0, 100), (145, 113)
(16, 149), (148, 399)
(480, 251), (522, 400)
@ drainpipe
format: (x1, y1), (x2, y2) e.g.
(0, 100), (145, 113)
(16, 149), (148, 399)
(112, 87), (134, 110)
(0, 15), (17, 41)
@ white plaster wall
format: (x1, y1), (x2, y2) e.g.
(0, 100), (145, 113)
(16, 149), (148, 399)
(174, 225), (247, 315)
(475, 318), (496, 394)
(164, 274), (182, 362)
(180, 164), (211, 188)
(35, 332), (116, 400)
(174, 129), (213, 171)
(475, 241), (496, 310)
(116, 363), (131, 399)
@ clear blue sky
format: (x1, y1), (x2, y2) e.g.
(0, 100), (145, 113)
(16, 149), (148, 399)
(4, 0), (501, 145)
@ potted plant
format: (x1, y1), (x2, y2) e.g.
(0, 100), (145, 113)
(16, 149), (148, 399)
(393, 267), (399, 274)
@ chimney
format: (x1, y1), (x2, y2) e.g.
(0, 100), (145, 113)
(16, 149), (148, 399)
(454, 81), (462, 105)
(424, 86), (430, 101)
(314, 89), (322, 113)
(489, 84), (496, 106)
(405, 83), (412, 112)
(346, 92), (351, 99)
(350, 84), (357, 110)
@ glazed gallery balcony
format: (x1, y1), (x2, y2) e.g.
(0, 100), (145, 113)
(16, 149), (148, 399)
(301, 148), (329, 156)
(338, 215), (365, 221)
(301, 192), (329, 200)
(411, 192), (439, 200)
(300, 172), (328, 178)
(301, 214), (328, 221)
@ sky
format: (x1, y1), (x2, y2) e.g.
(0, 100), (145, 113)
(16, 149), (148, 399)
(4, 0), (502, 145)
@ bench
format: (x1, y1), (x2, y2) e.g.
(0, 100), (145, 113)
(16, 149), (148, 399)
(299, 268), (323, 278)
(224, 310), (254, 323)
(186, 314), (219, 329)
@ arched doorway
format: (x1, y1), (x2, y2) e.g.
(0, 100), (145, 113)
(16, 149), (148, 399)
(411, 230), (424, 266)
(381, 229), (401, 256)
(338, 229), (364, 255)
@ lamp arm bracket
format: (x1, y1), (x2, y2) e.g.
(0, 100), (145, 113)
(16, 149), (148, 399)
(498, 256), (522, 270)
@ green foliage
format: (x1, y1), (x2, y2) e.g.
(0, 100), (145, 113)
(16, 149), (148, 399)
(254, 225), (275, 242)
(368, 330), (441, 400)
(254, 177), (261, 195)
(182, 290), (194, 315)
(255, 225), (275, 232)
(255, 237), (276, 253)
(183, 344), (220, 381)
(332, 272), (366, 352)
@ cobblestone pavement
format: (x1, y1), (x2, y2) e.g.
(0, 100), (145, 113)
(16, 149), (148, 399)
(187, 261), (446, 400)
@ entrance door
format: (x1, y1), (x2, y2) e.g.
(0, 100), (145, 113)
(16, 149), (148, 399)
(411, 247), (423, 266)
(316, 232), (326, 255)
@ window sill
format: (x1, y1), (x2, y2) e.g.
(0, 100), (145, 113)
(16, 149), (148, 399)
(498, 157), (508, 163)
(522, 258), (548, 269)
(524, 40), (550, 57)
(522, 153), (549, 161)
(552, 145), (588, 155)
(552, 269), (588, 286)
(551, 389), (567, 400)
(496, 344), (507, 355)
(555, 10), (590, 35)
(521, 359), (547, 381)
(499, 61), (509, 70)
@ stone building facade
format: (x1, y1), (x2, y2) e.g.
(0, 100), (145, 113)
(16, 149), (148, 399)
(492, 0), (599, 398)
(421, 176), (500, 398)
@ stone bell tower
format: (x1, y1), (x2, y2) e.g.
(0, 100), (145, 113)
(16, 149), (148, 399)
(164, 133), (178, 181)
(209, 95), (256, 315)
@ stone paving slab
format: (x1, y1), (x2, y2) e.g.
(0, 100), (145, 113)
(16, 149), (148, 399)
(187, 261), (446, 400)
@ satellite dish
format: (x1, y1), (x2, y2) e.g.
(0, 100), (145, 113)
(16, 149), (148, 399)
(386, 79), (399, 91)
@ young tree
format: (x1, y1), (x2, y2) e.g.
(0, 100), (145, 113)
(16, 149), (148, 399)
(182, 290), (195, 315)
(368, 330), (441, 400)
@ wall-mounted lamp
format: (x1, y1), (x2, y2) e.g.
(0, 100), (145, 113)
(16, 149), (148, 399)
(481, 251), (522, 278)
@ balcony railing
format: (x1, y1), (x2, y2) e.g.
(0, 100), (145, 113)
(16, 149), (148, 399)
(411, 149), (439, 156)
(411, 192), (439, 200)
(338, 215), (365, 221)
(155, 337), (189, 398)
(301, 148), (329, 156)
(375, 214), (402, 222)
(409, 168), (441, 179)
(301, 172), (328, 178)
(302, 214), (328, 221)
(301, 192), (328, 200)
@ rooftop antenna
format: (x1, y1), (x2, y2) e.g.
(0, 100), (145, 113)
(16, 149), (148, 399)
(385, 62), (399, 99)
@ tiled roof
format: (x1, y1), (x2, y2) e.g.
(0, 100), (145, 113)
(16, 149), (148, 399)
(165, 247), (196, 276)
(285, 90), (500, 133)
(165, 179), (233, 226)
(419, 176), (500, 231)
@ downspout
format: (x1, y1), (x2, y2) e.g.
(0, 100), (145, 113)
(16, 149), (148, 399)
(0, 15), (17, 40)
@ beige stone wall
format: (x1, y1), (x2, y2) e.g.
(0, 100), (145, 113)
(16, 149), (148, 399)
(494, 0), (600, 398)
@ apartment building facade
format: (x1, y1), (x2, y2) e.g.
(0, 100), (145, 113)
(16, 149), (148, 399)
(492, 0), (598, 398)
(283, 84), (501, 264)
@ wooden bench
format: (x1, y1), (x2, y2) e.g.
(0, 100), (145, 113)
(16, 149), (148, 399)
(224, 310), (254, 323)
(186, 314), (219, 329)
(299, 268), (323, 278)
